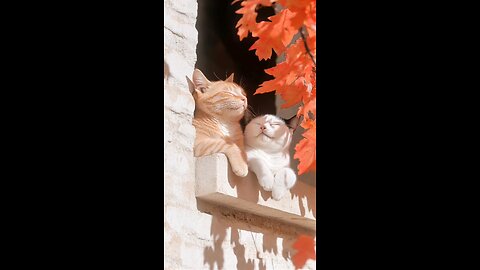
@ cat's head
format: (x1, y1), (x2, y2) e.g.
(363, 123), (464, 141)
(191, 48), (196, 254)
(244, 114), (300, 152)
(186, 69), (247, 121)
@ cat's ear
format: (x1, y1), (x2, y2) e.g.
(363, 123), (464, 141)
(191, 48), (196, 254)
(285, 115), (300, 131)
(192, 69), (211, 93)
(225, 73), (234, 82)
(186, 76), (195, 94)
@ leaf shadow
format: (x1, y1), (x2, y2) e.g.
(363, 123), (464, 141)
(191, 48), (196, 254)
(230, 225), (256, 270)
(289, 170), (316, 219)
(198, 204), (295, 270)
(227, 167), (271, 203)
(203, 216), (227, 270)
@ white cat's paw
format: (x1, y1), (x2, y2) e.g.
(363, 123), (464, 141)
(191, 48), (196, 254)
(272, 185), (287, 201)
(258, 175), (274, 191)
(275, 168), (297, 189)
(283, 168), (297, 189)
(233, 163), (249, 177)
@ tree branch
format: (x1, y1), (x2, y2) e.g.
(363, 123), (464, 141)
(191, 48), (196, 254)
(299, 27), (316, 66)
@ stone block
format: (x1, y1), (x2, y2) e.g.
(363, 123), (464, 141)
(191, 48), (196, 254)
(195, 153), (316, 235)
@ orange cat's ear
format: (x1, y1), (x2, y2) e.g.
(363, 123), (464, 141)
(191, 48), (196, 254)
(225, 73), (234, 82)
(192, 69), (210, 92)
(186, 76), (195, 94)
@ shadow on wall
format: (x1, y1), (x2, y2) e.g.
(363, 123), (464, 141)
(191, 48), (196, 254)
(202, 214), (298, 270)
(290, 178), (317, 219)
(277, 103), (317, 219)
(288, 126), (316, 219)
(227, 168), (271, 203)
(164, 60), (170, 79)
(228, 159), (317, 220)
(199, 167), (314, 269)
(198, 173), (313, 270)
(203, 216), (227, 270)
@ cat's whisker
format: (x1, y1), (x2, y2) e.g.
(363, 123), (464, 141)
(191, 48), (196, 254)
(246, 105), (257, 118)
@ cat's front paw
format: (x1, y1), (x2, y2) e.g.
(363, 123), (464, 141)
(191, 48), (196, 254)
(279, 168), (297, 189)
(258, 175), (274, 191)
(232, 163), (249, 177)
(272, 184), (287, 201)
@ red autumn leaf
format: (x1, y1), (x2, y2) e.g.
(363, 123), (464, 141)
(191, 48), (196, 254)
(278, 78), (310, 108)
(234, 0), (316, 176)
(233, 0), (274, 40)
(249, 9), (298, 60)
(277, 0), (314, 29)
(257, 75), (309, 109)
(234, 0), (260, 41)
(278, 0), (315, 10)
(297, 97), (316, 121)
(294, 122), (316, 174)
(292, 235), (316, 269)
(255, 62), (291, 94)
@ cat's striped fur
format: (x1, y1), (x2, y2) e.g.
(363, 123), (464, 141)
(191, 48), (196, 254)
(187, 69), (249, 177)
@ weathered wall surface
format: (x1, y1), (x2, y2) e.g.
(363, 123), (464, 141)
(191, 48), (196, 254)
(164, 1), (315, 269)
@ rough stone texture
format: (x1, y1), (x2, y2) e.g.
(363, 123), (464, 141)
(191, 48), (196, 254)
(164, 0), (316, 269)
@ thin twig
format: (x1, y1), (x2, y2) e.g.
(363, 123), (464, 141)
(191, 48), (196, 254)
(299, 26), (316, 66)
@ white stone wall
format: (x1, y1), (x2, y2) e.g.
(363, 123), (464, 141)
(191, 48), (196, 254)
(164, 0), (315, 269)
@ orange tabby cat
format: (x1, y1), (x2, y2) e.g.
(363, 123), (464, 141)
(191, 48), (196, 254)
(186, 69), (249, 177)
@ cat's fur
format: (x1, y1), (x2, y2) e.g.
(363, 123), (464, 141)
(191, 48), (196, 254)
(244, 114), (299, 200)
(187, 69), (249, 177)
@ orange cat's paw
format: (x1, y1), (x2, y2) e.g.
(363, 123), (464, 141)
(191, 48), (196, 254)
(233, 163), (248, 177)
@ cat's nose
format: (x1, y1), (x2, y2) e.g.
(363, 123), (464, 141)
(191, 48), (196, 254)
(260, 126), (265, 130)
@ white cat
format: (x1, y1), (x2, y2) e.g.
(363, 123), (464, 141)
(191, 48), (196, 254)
(244, 114), (299, 201)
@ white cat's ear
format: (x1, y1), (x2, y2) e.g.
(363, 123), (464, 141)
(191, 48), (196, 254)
(192, 69), (211, 93)
(225, 73), (234, 82)
(285, 115), (300, 131)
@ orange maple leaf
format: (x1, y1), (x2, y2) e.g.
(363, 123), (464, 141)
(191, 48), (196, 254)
(278, 78), (309, 108)
(249, 9), (298, 60)
(256, 73), (309, 109)
(278, 0), (315, 9)
(297, 97), (316, 121)
(294, 121), (316, 174)
(255, 62), (291, 95)
(234, 0), (259, 40)
(234, 0), (317, 177)
(233, 0), (274, 40)
(292, 235), (316, 269)
(277, 0), (316, 30)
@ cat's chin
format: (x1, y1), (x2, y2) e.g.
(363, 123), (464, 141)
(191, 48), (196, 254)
(257, 133), (277, 144)
(217, 112), (244, 121)
(261, 134), (272, 140)
(259, 132), (274, 139)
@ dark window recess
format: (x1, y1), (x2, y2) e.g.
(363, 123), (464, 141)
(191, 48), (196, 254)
(196, 0), (277, 126)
